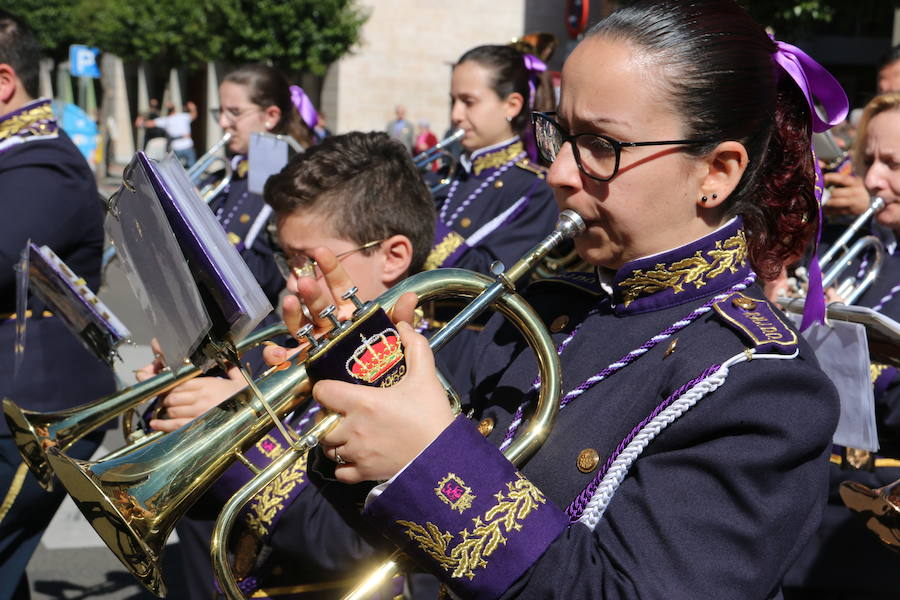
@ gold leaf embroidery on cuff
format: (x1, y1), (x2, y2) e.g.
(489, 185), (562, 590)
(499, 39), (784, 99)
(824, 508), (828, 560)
(245, 451), (309, 538)
(871, 362), (889, 384)
(618, 229), (748, 306)
(424, 230), (466, 271)
(397, 473), (547, 580)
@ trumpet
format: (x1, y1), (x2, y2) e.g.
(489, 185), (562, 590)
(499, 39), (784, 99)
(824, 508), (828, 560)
(2, 321), (287, 492)
(840, 478), (900, 550)
(45, 210), (584, 598)
(788, 197), (886, 305)
(413, 128), (464, 170)
(187, 133), (234, 203)
(414, 129), (464, 195)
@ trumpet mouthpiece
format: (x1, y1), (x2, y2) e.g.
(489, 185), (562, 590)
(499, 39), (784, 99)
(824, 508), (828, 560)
(556, 210), (586, 239)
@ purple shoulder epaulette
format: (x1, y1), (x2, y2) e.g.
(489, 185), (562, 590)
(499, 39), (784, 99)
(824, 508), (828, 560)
(711, 291), (798, 355)
(514, 157), (548, 178)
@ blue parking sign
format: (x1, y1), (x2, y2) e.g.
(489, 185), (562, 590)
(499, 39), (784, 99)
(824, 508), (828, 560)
(69, 45), (101, 78)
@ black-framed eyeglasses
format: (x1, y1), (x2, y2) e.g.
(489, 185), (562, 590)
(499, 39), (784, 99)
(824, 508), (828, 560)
(209, 106), (264, 124)
(274, 239), (387, 281)
(531, 111), (713, 182)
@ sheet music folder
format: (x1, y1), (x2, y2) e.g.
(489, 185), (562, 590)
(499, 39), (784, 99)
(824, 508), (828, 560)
(107, 152), (272, 368)
(25, 243), (131, 366)
(779, 298), (900, 368)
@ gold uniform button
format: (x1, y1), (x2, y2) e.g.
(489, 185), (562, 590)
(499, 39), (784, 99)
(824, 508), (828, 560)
(477, 417), (495, 437)
(550, 315), (569, 333)
(577, 448), (601, 473)
(494, 180), (504, 189)
(239, 213), (251, 223)
(732, 296), (757, 310)
(460, 217), (472, 228)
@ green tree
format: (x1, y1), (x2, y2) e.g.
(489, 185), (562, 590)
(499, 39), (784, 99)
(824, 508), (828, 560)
(6, 0), (81, 60)
(74, 0), (221, 66)
(212, 0), (369, 75)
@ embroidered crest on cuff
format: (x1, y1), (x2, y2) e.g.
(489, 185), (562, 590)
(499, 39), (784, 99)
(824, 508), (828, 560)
(435, 473), (476, 514)
(397, 473), (547, 581)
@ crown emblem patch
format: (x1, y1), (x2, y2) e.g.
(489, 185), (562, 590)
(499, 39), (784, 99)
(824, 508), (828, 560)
(345, 328), (404, 384)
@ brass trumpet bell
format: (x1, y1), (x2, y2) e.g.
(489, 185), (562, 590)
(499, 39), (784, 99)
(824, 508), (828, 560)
(4, 322), (287, 491)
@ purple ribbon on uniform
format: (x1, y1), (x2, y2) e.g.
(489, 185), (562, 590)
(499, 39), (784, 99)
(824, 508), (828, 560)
(523, 53), (546, 109)
(289, 85), (319, 130)
(771, 37), (849, 330)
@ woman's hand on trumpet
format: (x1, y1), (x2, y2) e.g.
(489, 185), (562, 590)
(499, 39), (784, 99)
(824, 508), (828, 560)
(314, 321), (454, 483)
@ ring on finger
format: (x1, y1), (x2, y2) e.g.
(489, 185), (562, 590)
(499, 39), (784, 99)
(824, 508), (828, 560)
(334, 448), (348, 465)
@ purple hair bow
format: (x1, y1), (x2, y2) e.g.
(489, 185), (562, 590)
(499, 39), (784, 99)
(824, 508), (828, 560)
(290, 85), (319, 130)
(771, 37), (849, 330)
(523, 53), (547, 109)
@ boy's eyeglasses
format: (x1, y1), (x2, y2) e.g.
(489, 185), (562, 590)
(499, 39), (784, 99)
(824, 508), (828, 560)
(274, 239), (386, 280)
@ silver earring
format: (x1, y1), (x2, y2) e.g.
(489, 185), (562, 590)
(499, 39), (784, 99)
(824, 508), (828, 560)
(506, 116), (512, 123)
(264, 121), (271, 129)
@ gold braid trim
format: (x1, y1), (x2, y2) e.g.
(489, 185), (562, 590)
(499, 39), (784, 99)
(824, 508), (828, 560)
(396, 473), (547, 581)
(424, 230), (466, 271)
(618, 229), (748, 307)
(871, 363), (890, 384)
(473, 141), (525, 176)
(0, 102), (55, 141)
(0, 463), (29, 524)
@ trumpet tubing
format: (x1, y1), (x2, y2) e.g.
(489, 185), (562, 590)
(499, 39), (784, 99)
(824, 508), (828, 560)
(413, 128), (464, 170)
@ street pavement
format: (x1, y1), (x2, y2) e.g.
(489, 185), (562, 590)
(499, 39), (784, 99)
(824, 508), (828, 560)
(25, 175), (201, 598)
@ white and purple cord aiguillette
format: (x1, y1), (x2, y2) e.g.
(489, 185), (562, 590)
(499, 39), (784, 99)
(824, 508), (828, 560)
(438, 151), (526, 228)
(495, 273), (802, 530)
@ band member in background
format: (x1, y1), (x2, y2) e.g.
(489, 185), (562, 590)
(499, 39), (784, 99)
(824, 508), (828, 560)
(424, 44), (558, 275)
(285, 1), (846, 597)
(0, 11), (116, 600)
(209, 63), (317, 307)
(784, 92), (900, 600)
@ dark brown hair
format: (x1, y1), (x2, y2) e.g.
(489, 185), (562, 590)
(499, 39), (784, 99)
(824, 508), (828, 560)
(591, 0), (818, 280)
(264, 131), (435, 274)
(224, 64), (314, 149)
(456, 44), (554, 138)
(0, 10), (40, 98)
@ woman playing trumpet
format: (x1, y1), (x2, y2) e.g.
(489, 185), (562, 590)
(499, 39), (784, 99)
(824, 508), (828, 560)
(267, 1), (847, 597)
(424, 44), (558, 274)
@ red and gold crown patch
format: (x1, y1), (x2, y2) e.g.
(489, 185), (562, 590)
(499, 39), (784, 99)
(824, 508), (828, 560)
(345, 328), (403, 383)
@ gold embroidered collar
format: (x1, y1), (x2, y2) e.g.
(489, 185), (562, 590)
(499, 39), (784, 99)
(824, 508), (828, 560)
(472, 140), (525, 176)
(0, 99), (57, 142)
(613, 219), (750, 313)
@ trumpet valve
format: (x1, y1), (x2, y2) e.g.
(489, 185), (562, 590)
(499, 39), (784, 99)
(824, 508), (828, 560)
(319, 305), (343, 334)
(341, 286), (365, 313)
(296, 324), (322, 350)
